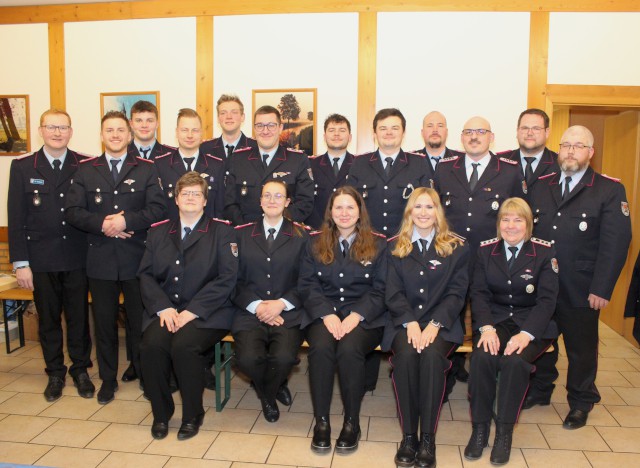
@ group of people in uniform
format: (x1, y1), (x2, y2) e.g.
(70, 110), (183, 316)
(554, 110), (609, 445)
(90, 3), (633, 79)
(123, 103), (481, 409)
(7, 95), (633, 467)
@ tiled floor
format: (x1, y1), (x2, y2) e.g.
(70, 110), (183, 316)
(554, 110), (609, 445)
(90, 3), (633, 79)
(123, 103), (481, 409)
(0, 323), (639, 467)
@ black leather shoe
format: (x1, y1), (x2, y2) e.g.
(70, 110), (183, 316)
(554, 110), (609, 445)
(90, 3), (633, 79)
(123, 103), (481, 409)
(394, 433), (418, 467)
(456, 367), (470, 383)
(203, 367), (216, 391)
(464, 422), (490, 460)
(275, 384), (293, 406)
(261, 398), (280, 422)
(490, 423), (513, 465)
(169, 373), (179, 393)
(44, 375), (65, 402)
(335, 418), (361, 454)
(522, 393), (551, 410)
(177, 413), (204, 440)
(73, 372), (95, 399)
(97, 381), (118, 405)
(563, 409), (589, 430)
(415, 432), (436, 468)
(311, 416), (332, 453)
(151, 421), (169, 440)
(121, 363), (138, 382)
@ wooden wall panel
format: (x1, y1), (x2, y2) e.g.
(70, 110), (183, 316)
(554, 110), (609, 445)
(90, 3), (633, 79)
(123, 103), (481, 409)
(196, 16), (214, 139)
(356, 12), (377, 153)
(48, 22), (66, 110)
(527, 12), (549, 110)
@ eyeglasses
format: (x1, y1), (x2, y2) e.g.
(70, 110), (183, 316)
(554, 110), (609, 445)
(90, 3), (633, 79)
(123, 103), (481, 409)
(179, 190), (204, 199)
(462, 129), (491, 136)
(41, 125), (71, 133)
(261, 193), (286, 201)
(518, 126), (546, 134)
(559, 143), (591, 151)
(254, 122), (279, 132)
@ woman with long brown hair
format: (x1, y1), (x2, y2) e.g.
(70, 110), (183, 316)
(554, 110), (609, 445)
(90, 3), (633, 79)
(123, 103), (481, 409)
(384, 187), (469, 468)
(298, 185), (388, 455)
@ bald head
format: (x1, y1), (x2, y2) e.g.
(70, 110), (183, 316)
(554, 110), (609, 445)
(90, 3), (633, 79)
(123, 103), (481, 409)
(421, 111), (448, 151)
(561, 125), (594, 147)
(558, 125), (595, 175)
(461, 116), (494, 159)
(464, 116), (492, 132)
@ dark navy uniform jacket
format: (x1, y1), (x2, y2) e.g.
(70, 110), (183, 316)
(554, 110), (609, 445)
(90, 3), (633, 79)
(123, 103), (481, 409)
(200, 132), (256, 162)
(529, 167), (631, 308)
(500, 147), (559, 199)
(223, 145), (314, 225)
(307, 152), (354, 229)
(127, 141), (174, 161)
(8, 148), (89, 272)
(65, 154), (166, 281)
(137, 216), (238, 332)
(414, 146), (464, 182)
(231, 219), (309, 333)
(298, 233), (388, 330)
(434, 154), (525, 249)
(382, 236), (470, 351)
(470, 238), (559, 340)
(154, 149), (225, 220)
(347, 150), (432, 236)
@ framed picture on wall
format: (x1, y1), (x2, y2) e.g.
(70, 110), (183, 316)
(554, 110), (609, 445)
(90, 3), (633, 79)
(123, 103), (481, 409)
(100, 91), (160, 140)
(0, 95), (30, 156)
(252, 88), (317, 155)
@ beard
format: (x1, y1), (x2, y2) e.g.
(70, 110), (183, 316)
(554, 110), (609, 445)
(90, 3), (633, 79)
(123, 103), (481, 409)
(327, 141), (348, 152)
(427, 138), (443, 149)
(559, 158), (588, 175)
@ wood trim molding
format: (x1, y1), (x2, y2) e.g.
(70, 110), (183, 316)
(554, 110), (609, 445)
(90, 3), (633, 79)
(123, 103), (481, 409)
(527, 12), (549, 110)
(546, 84), (640, 108)
(356, 12), (377, 153)
(0, 227), (7, 243)
(196, 16), (214, 140)
(48, 22), (66, 110)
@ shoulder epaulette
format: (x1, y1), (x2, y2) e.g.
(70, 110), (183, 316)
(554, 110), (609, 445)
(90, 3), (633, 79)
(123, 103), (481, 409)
(235, 222), (256, 230)
(286, 147), (304, 154)
(212, 217), (231, 225)
(439, 155), (459, 163)
(234, 146), (252, 153)
(136, 156), (154, 163)
(601, 174), (621, 183)
(450, 232), (467, 242)
(531, 237), (552, 247)
(200, 137), (215, 144)
(204, 153), (224, 162)
(151, 219), (170, 228)
(80, 156), (98, 163)
(496, 149), (514, 156)
(163, 144), (177, 150)
(406, 151), (426, 158)
(480, 237), (500, 247)
(16, 152), (35, 160)
(372, 232), (387, 239)
(353, 152), (373, 158)
(155, 152), (171, 160)
(309, 154), (322, 159)
(293, 221), (312, 231)
(310, 230), (322, 236)
(387, 234), (400, 243)
(538, 172), (556, 180)
(499, 157), (518, 165)
(75, 151), (96, 159)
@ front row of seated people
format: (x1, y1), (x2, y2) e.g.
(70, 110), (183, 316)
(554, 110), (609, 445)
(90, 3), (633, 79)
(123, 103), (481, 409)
(140, 172), (557, 467)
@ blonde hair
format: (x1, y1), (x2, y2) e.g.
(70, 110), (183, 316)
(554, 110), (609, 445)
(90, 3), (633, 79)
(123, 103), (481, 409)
(40, 108), (71, 126)
(496, 197), (533, 241)
(391, 187), (463, 258)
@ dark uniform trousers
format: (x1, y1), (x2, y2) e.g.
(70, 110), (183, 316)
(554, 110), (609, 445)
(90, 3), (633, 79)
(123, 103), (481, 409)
(8, 148), (92, 378)
(65, 153), (166, 384)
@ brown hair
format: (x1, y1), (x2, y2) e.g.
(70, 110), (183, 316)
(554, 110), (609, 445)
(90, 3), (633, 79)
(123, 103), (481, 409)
(261, 180), (304, 237)
(40, 108), (71, 126)
(517, 108), (549, 128)
(254, 105), (281, 125)
(101, 110), (131, 132)
(324, 113), (351, 132)
(313, 186), (378, 265)
(130, 100), (158, 119)
(175, 171), (209, 200)
(216, 94), (244, 114)
(496, 197), (533, 241)
(373, 108), (406, 132)
(177, 108), (202, 126)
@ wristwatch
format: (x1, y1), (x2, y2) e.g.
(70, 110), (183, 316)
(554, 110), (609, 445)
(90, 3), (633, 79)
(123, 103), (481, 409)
(12, 265), (28, 274)
(479, 325), (496, 334)
(429, 320), (442, 328)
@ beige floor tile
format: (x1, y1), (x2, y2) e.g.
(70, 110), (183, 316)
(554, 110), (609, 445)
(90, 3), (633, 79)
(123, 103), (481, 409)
(140, 404), (184, 429)
(165, 458), (231, 468)
(32, 418), (108, 447)
(231, 463), (289, 468)
(289, 391), (343, 415)
(2, 372), (51, 393)
(597, 357), (637, 372)
(550, 384), (568, 404)
(0, 390), (17, 404)
(87, 422), (154, 453)
(626, 357), (640, 372)
(0, 355), (31, 372)
(598, 386), (627, 405)
(0, 371), (22, 389)
(372, 377), (395, 397)
(449, 398), (471, 422)
(36, 445), (110, 468)
(439, 401), (453, 421)
(552, 403), (619, 426)
(361, 394), (397, 418)
(200, 407), (259, 433)
(556, 356), (569, 370)
(612, 386), (640, 405)
(517, 404), (563, 424)
(265, 435), (331, 467)
(606, 404), (640, 427)
(114, 380), (146, 401)
(10, 358), (48, 375)
(448, 381), (469, 400)
(595, 370), (634, 387)
(329, 439), (397, 468)
(367, 416), (400, 443)
(521, 448), (592, 468)
(620, 371), (640, 387)
(596, 426), (640, 453)
(511, 423), (548, 449)
(40, 394), (102, 420)
(585, 451), (640, 467)
(431, 444), (464, 467)
(287, 372), (312, 393)
(435, 420), (475, 446)
(461, 448), (527, 468)
(204, 432), (276, 463)
(0, 440), (53, 464)
(4, 341), (41, 357)
(203, 386), (245, 410)
(18, 344), (48, 359)
(235, 389), (263, 411)
(0, 414), (57, 442)
(251, 410), (312, 437)
(97, 451), (170, 467)
(144, 429), (219, 458)
(598, 345), (640, 359)
(538, 424), (609, 451)
(89, 399), (151, 424)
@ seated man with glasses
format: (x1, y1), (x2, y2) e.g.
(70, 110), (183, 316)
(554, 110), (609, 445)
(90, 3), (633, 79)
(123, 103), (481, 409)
(223, 105), (314, 225)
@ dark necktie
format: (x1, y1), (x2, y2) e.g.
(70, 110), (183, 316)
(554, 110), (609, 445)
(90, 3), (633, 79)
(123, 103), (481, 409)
(431, 156), (441, 170)
(266, 227), (276, 250)
(507, 246), (518, 271)
(332, 157), (340, 177)
(140, 147), (151, 159)
(52, 159), (61, 181)
(562, 176), (572, 200)
(341, 239), (350, 258)
(183, 157), (195, 172)
(110, 159), (120, 182)
(226, 144), (234, 158)
(384, 157), (393, 177)
(524, 157), (535, 184)
(469, 162), (480, 191)
(262, 153), (269, 169)
(420, 238), (429, 257)
(183, 226), (192, 241)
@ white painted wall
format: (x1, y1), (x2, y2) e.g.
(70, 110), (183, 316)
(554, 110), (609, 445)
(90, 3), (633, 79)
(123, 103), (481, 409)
(0, 23), (50, 226)
(548, 13), (640, 86)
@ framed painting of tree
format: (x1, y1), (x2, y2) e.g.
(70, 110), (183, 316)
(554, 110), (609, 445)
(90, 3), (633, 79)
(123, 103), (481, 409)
(0, 95), (30, 156)
(252, 88), (317, 155)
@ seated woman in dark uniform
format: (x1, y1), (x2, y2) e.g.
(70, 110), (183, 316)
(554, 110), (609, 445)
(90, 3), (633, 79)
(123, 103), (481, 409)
(298, 185), (387, 455)
(232, 180), (308, 423)
(465, 197), (558, 465)
(138, 171), (238, 441)
(384, 187), (469, 468)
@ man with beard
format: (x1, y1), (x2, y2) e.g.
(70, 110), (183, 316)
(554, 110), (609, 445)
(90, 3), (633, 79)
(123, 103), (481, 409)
(307, 114), (355, 229)
(528, 125), (631, 429)
(200, 94), (256, 161)
(415, 111), (463, 180)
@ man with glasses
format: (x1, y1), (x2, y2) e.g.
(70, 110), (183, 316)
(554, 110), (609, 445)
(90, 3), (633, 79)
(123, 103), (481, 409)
(8, 109), (94, 402)
(127, 100), (173, 161)
(66, 110), (166, 405)
(415, 110), (464, 180)
(200, 94), (256, 161)
(224, 105), (314, 225)
(528, 125), (631, 429)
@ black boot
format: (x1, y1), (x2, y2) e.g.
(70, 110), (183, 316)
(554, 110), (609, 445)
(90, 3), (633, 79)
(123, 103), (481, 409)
(311, 416), (331, 453)
(394, 433), (418, 467)
(335, 417), (360, 454)
(490, 423), (514, 465)
(464, 422), (490, 460)
(415, 432), (436, 468)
